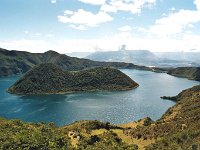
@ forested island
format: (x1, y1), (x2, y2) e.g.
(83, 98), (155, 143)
(7, 63), (139, 95)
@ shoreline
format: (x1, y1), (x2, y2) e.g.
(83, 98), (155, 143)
(7, 84), (139, 96)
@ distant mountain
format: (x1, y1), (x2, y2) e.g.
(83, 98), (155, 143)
(167, 67), (200, 81)
(66, 52), (92, 58)
(154, 52), (200, 65)
(86, 50), (160, 66)
(86, 50), (199, 67)
(7, 63), (139, 95)
(0, 48), (150, 77)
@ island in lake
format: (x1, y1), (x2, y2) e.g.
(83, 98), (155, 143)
(7, 63), (139, 95)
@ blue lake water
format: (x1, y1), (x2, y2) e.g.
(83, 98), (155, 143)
(0, 69), (199, 126)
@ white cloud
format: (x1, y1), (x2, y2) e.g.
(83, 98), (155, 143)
(149, 10), (200, 36)
(51, 0), (57, 4)
(147, 0), (200, 37)
(78, 0), (106, 5)
(33, 33), (42, 36)
(138, 27), (148, 32)
(58, 0), (157, 30)
(64, 10), (73, 15)
(58, 34), (197, 52)
(69, 25), (87, 30)
(101, 0), (156, 14)
(1, 31), (200, 54)
(46, 34), (54, 37)
(24, 31), (29, 34)
(194, 0), (200, 10)
(3, 0), (200, 53)
(100, 4), (118, 13)
(58, 9), (113, 29)
(118, 25), (132, 32)
(0, 39), (48, 53)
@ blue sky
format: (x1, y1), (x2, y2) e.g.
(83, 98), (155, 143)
(0, 0), (200, 53)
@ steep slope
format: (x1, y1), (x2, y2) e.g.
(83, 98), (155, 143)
(0, 48), (150, 77)
(167, 67), (200, 81)
(7, 63), (139, 95)
(123, 85), (200, 149)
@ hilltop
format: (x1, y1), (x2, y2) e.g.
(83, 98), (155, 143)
(0, 48), (150, 77)
(7, 63), (139, 95)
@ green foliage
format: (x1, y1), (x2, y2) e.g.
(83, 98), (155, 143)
(0, 119), (73, 150)
(146, 129), (200, 150)
(84, 131), (138, 150)
(0, 118), (138, 149)
(63, 120), (122, 134)
(143, 117), (153, 126)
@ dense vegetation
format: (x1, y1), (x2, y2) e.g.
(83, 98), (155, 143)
(0, 118), (138, 150)
(167, 67), (200, 81)
(0, 118), (73, 149)
(7, 63), (139, 95)
(0, 48), (150, 77)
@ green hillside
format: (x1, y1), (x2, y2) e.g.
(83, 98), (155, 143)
(125, 85), (200, 149)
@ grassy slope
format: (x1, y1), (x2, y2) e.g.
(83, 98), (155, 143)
(0, 119), (139, 150)
(123, 85), (200, 149)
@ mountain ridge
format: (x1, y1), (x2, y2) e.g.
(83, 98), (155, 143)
(0, 48), (151, 77)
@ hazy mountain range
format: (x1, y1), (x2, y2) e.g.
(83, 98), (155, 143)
(154, 52), (200, 62)
(67, 50), (200, 67)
